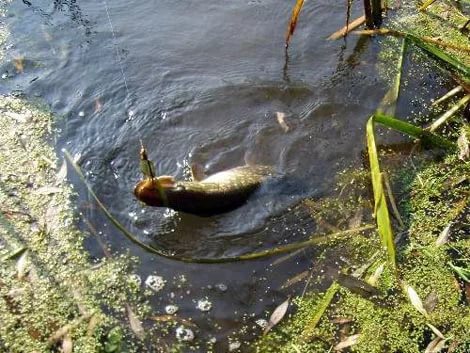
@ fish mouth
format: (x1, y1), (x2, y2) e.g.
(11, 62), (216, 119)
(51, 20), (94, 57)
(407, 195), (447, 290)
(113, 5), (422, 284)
(134, 179), (160, 205)
(133, 180), (145, 198)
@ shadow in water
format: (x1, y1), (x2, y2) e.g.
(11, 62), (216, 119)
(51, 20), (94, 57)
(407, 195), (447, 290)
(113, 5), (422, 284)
(282, 46), (290, 83)
(21, 0), (94, 36)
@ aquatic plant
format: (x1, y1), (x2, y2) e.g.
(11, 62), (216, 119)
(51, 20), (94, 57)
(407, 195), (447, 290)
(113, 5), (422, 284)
(0, 96), (147, 352)
(354, 29), (470, 76)
(285, 0), (305, 48)
(366, 115), (396, 269)
(258, 3), (470, 351)
(286, 0), (385, 45)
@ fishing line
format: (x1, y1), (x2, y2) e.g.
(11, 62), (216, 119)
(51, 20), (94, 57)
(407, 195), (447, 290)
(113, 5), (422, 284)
(103, 0), (132, 103)
(91, 2), (175, 255)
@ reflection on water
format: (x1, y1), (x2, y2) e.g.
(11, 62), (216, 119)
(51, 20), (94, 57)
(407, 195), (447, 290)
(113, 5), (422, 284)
(3, 0), (393, 350)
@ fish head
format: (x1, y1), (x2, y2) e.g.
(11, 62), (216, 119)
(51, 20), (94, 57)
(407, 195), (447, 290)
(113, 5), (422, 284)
(134, 176), (176, 206)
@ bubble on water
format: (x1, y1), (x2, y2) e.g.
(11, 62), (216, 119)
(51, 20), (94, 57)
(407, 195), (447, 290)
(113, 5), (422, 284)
(145, 275), (166, 292)
(215, 283), (228, 292)
(229, 341), (241, 351)
(175, 326), (194, 342)
(78, 111), (85, 117)
(165, 304), (179, 314)
(163, 209), (177, 218)
(196, 298), (212, 312)
(255, 319), (268, 329)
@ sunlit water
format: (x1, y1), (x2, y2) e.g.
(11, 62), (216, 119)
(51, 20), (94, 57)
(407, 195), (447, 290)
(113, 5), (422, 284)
(1, 0), (452, 351)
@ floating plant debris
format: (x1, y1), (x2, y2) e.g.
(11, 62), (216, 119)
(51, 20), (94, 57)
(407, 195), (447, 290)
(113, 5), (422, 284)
(129, 274), (142, 287)
(263, 297), (290, 335)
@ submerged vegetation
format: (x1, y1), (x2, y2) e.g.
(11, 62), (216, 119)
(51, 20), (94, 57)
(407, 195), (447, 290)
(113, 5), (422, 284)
(257, 153), (470, 352)
(0, 96), (148, 352)
(257, 1), (470, 352)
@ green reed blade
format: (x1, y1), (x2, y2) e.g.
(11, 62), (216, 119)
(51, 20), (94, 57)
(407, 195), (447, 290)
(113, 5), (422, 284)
(366, 117), (396, 269)
(419, 0), (438, 11)
(406, 33), (470, 78)
(373, 113), (456, 150)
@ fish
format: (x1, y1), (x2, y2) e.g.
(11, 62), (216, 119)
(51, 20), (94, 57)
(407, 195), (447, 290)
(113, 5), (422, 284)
(134, 162), (274, 217)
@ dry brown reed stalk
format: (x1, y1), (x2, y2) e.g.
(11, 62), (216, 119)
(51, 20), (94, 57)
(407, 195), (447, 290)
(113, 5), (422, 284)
(328, 15), (366, 40)
(285, 0), (305, 48)
(346, 0), (353, 37)
(371, 0), (382, 27)
(428, 94), (470, 132)
(431, 86), (464, 106)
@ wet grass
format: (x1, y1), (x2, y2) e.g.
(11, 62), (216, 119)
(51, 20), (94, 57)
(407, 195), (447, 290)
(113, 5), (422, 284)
(256, 153), (470, 352)
(256, 2), (470, 351)
(389, 1), (470, 68)
(0, 97), (147, 352)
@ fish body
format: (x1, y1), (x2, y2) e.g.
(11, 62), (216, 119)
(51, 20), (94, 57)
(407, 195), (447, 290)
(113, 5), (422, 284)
(134, 165), (274, 216)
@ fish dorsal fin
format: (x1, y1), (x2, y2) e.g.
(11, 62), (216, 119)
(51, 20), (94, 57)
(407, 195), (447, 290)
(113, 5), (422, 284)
(157, 175), (176, 187)
(190, 163), (206, 181)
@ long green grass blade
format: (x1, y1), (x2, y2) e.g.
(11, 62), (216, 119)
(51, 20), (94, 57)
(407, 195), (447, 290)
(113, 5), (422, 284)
(352, 29), (470, 78)
(448, 262), (470, 282)
(373, 113), (456, 150)
(1, 246), (27, 262)
(366, 117), (396, 269)
(238, 226), (373, 261)
(419, 0), (438, 11)
(365, 112), (456, 271)
(406, 33), (470, 78)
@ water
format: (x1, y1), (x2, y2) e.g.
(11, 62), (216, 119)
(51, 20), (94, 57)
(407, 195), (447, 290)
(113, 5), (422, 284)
(1, 0), (429, 350)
